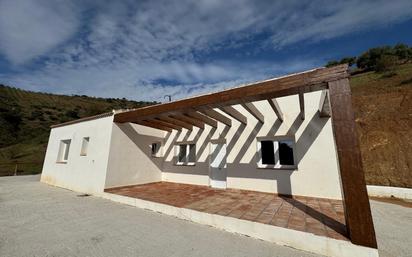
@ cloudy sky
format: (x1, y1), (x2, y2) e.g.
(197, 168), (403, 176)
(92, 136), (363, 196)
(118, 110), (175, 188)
(0, 0), (412, 102)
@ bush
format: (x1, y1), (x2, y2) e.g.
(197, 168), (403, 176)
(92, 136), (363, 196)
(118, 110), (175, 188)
(65, 110), (79, 119)
(375, 55), (398, 72)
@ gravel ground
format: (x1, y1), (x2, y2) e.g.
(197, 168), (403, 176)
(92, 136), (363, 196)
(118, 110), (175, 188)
(1, 175), (411, 257)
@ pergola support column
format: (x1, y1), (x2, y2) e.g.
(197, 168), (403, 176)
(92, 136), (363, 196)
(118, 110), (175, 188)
(328, 78), (377, 249)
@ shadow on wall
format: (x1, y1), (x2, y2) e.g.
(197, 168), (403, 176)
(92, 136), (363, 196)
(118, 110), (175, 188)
(117, 111), (329, 196)
(117, 123), (165, 170)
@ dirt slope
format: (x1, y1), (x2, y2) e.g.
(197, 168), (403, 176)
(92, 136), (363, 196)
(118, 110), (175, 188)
(351, 64), (412, 187)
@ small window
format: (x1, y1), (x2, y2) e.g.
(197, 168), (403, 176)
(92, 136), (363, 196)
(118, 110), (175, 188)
(188, 144), (196, 163)
(257, 137), (296, 169)
(278, 140), (295, 165)
(151, 142), (162, 157)
(80, 137), (89, 156)
(175, 143), (196, 165)
(261, 141), (275, 165)
(57, 139), (71, 163)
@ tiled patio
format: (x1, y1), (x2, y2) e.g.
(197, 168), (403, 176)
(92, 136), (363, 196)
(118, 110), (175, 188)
(105, 182), (348, 241)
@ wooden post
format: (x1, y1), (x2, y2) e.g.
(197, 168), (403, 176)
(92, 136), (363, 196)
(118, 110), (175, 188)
(328, 78), (377, 248)
(14, 164), (18, 176)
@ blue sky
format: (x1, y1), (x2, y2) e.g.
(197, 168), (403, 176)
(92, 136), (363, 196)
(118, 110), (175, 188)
(0, 0), (412, 102)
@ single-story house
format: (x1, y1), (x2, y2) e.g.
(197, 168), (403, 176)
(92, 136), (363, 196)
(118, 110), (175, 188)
(41, 64), (378, 257)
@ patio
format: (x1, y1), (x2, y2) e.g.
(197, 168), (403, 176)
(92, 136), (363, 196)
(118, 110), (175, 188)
(105, 182), (348, 241)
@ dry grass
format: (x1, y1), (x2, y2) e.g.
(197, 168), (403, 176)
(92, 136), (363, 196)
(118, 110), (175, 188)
(351, 63), (412, 188)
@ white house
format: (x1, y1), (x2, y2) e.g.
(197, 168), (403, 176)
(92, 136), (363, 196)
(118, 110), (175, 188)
(41, 65), (378, 257)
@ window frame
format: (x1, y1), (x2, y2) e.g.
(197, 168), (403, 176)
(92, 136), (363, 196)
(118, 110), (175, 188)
(56, 139), (71, 163)
(175, 143), (196, 166)
(256, 136), (297, 170)
(80, 137), (90, 156)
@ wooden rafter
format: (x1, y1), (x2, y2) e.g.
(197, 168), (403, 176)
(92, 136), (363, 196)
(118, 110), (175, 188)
(219, 106), (247, 125)
(171, 114), (205, 129)
(199, 109), (232, 126)
(241, 102), (264, 123)
(157, 116), (193, 130)
(328, 78), (377, 248)
(298, 92), (305, 120)
(135, 120), (172, 132)
(318, 90), (331, 117)
(150, 118), (182, 131)
(185, 112), (218, 128)
(267, 99), (283, 122)
(113, 65), (348, 123)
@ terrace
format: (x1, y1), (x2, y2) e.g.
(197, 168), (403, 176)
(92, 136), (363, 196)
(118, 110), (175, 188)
(105, 182), (348, 241)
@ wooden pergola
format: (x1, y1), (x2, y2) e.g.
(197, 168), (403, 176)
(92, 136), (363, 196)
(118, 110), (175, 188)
(114, 64), (377, 249)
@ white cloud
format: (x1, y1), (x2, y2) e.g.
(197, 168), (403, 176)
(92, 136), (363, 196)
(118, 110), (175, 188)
(269, 0), (412, 48)
(0, 0), (411, 101)
(0, 0), (80, 65)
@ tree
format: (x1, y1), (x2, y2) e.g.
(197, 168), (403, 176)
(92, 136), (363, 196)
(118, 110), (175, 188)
(325, 60), (339, 67)
(340, 56), (357, 67)
(356, 46), (393, 70)
(375, 54), (398, 72)
(394, 43), (412, 61)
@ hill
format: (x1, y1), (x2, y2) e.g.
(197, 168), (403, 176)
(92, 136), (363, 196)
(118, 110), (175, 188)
(0, 85), (156, 176)
(1, 64), (411, 188)
(351, 63), (412, 188)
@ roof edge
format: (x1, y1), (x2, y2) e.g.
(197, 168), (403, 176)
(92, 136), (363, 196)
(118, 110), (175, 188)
(50, 111), (114, 129)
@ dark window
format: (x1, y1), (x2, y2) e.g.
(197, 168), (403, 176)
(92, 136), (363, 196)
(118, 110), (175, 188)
(261, 140), (275, 165)
(151, 142), (160, 156)
(178, 145), (187, 163)
(278, 141), (294, 165)
(188, 144), (196, 163)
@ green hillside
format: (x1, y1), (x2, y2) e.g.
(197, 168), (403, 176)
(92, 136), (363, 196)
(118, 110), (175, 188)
(0, 85), (156, 176)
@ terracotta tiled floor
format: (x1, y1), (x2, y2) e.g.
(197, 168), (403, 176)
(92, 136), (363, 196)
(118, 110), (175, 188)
(105, 182), (348, 241)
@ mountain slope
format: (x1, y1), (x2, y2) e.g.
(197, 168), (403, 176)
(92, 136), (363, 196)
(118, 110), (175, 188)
(0, 85), (156, 176)
(351, 63), (412, 188)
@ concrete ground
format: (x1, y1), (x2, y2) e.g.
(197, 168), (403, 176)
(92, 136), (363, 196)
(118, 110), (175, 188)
(0, 175), (411, 257)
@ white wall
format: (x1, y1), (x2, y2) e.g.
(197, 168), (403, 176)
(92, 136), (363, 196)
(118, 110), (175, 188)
(41, 116), (114, 194)
(162, 91), (343, 199)
(104, 123), (165, 189)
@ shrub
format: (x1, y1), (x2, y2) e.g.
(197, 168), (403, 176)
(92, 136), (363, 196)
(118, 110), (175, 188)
(375, 55), (398, 72)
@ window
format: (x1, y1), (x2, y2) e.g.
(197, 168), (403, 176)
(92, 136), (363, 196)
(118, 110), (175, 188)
(257, 137), (296, 169)
(57, 139), (71, 163)
(175, 144), (196, 165)
(151, 142), (162, 157)
(80, 137), (89, 156)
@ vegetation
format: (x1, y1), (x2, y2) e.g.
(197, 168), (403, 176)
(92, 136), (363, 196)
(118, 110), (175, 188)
(326, 43), (412, 73)
(0, 84), (156, 176)
(351, 63), (412, 188)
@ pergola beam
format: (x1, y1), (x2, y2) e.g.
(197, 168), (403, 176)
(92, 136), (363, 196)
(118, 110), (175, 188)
(113, 65), (348, 123)
(219, 106), (247, 125)
(199, 109), (232, 126)
(241, 102), (264, 123)
(318, 90), (331, 117)
(328, 78), (377, 248)
(298, 92), (305, 120)
(157, 116), (193, 130)
(185, 112), (218, 128)
(135, 120), (173, 132)
(171, 114), (205, 129)
(267, 99), (283, 122)
(151, 118), (182, 131)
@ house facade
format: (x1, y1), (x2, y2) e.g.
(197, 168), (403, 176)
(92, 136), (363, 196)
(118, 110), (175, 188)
(42, 91), (342, 199)
(41, 65), (378, 256)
